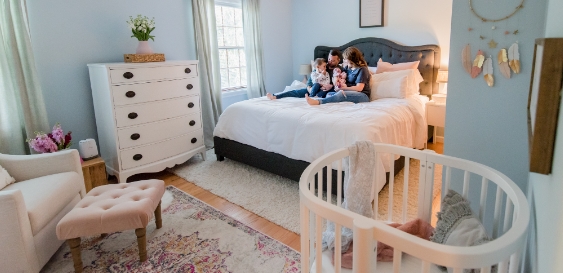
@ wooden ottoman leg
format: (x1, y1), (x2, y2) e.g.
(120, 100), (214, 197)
(155, 201), (162, 229)
(67, 238), (83, 273)
(135, 228), (147, 262)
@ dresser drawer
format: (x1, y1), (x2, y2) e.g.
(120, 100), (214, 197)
(112, 78), (200, 106)
(110, 64), (198, 84)
(120, 130), (204, 170)
(117, 113), (202, 149)
(114, 96), (200, 128)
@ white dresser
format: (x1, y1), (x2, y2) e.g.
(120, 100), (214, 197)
(88, 60), (206, 183)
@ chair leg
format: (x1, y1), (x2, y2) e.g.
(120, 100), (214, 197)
(67, 238), (83, 273)
(135, 228), (147, 262)
(155, 201), (162, 229)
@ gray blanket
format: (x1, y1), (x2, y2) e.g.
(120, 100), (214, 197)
(322, 141), (376, 252)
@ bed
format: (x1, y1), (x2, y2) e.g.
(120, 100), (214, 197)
(213, 37), (441, 192)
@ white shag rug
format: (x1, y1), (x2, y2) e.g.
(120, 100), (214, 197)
(170, 149), (442, 234)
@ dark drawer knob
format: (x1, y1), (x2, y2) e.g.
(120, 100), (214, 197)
(188, 102), (195, 108)
(133, 154), (143, 161)
(189, 120), (196, 126)
(186, 84), (193, 90)
(128, 112), (138, 119)
(125, 91), (136, 98)
(123, 72), (134, 79)
(191, 138), (197, 144)
(184, 68), (191, 74)
(130, 133), (140, 140)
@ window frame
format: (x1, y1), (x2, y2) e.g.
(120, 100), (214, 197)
(215, 2), (247, 92)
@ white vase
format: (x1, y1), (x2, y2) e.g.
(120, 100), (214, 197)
(136, 41), (153, 54)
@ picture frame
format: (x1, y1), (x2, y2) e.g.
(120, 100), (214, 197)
(528, 38), (563, 174)
(360, 0), (384, 28)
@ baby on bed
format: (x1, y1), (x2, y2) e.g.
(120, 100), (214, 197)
(309, 58), (334, 98)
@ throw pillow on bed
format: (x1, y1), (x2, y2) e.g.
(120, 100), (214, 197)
(0, 164), (16, 190)
(431, 190), (495, 273)
(369, 69), (424, 100)
(376, 58), (420, 74)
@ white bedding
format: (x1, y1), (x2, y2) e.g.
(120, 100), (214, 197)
(214, 95), (428, 168)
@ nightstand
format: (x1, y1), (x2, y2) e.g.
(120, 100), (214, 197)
(81, 157), (108, 192)
(426, 101), (446, 144)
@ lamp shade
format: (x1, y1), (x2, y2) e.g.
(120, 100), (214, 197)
(436, 70), (448, 83)
(299, 64), (312, 75)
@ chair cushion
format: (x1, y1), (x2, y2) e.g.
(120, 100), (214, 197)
(56, 179), (165, 240)
(2, 172), (83, 235)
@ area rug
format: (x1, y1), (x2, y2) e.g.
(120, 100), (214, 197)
(170, 150), (442, 234)
(41, 186), (300, 273)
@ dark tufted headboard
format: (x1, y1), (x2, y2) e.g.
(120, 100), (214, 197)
(314, 37), (441, 95)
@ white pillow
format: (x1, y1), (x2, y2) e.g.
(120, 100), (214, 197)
(370, 69), (423, 100)
(0, 164), (15, 190)
(368, 66), (377, 74)
(370, 75), (409, 100)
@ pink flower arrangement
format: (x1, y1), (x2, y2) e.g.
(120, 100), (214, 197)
(27, 123), (72, 153)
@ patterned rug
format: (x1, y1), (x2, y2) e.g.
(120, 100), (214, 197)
(41, 186), (300, 273)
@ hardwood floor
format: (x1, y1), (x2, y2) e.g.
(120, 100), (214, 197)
(107, 141), (444, 254)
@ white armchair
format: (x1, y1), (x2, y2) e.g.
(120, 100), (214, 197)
(0, 149), (86, 273)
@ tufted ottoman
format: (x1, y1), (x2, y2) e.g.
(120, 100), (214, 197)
(56, 179), (165, 272)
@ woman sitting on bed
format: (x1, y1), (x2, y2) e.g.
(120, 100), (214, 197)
(306, 47), (371, 105)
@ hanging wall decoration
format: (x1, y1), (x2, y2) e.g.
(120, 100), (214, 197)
(463, 0), (525, 85)
(471, 50), (485, 78)
(483, 57), (494, 87)
(462, 44), (472, 75)
(509, 42), (521, 73)
(498, 49), (511, 78)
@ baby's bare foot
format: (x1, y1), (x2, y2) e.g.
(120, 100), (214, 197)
(266, 93), (276, 100)
(305, 94), (320, 105)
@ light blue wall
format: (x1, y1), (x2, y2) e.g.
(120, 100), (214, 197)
(27, 0), (197, 148)
(444, 0), (547, 195)
(525, 0), (563, 271)
(291, 0), (452, 80)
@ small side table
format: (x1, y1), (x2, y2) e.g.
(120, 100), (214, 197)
(81, 157), (108, 192)
(426, 101), (446, 144)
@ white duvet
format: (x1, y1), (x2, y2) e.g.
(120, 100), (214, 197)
(213, 95), (428, 166)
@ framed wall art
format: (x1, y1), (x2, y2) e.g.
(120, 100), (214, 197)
(360, 0), (384, 28)
(528, 38), (563, 174)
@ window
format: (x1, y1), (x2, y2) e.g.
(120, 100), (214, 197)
(215, 4), (246, 91)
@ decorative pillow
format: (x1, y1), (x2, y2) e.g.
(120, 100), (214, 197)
(431, 190), (494, 273)
(0, 164), (16, 190)
(369, 69), (424, 100)
(376, 58), (420, 74)
(370, 73), (409, 100)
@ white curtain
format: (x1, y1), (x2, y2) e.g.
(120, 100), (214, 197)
(0, 0), (49, 155)
(192, 0), (223, 148)
(241, 0), (266, 98)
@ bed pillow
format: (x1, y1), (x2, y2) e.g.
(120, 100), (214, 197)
(0, 164), (16, 190)
(431, 190), (493, 273)
(368, 66), (377, 74)
(376, 58), (420, 74)
(370, 69), (423, 100)
(370, 72), (409, 100)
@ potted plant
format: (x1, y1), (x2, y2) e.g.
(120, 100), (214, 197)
(127, 15), (155, 54)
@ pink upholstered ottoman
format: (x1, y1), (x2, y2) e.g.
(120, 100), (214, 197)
(56, 179), (165, 272)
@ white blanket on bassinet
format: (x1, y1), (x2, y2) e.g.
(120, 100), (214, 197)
(322, 141), (379, 252)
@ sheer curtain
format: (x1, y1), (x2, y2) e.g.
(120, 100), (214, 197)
(192, 0), (223, 148)
(0, 0), (49, 155)
(241, 0), (266, 98)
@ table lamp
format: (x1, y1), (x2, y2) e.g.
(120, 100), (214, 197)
(299, 64), (312, 83)
(433, 70), (448, 104)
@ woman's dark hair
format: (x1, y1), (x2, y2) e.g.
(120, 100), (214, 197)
(342, 47), (367, 67)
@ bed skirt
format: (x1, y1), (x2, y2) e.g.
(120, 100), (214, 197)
(213, 137), (405, 196)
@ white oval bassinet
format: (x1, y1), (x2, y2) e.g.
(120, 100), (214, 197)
(299, 144), (529, 273)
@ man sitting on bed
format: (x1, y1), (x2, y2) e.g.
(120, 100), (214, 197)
(266, 49), (344, 100)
